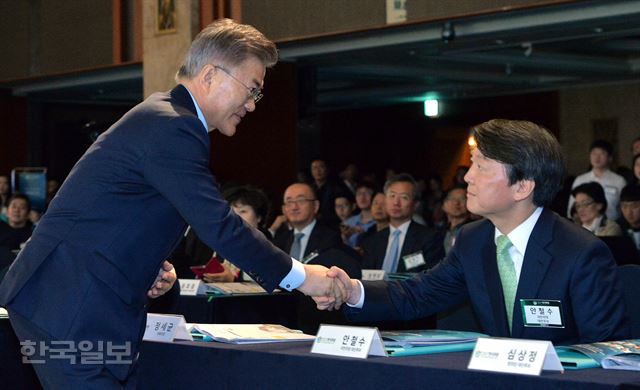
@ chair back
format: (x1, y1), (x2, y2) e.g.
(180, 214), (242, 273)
(617, 264), (640, 338)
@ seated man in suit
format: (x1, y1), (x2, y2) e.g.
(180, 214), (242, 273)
(0, 194), (33, 251)
(360, 174), (444, 273)
(318, 119), (630, 345)
(275, 183), (339, 257)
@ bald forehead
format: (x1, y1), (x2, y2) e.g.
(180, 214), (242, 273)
(284, 183), (314, 199)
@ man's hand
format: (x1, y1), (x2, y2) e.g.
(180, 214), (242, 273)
(298, 264), (346, 310)
(313, 266), (360, 310)
(147, 260), (177, 298)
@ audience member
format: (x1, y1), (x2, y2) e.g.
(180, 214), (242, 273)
(343, 181), (376, 248)
(452, 165), (469, 188)
(440, 186), (472, 255)
(340, 163), (359, 195)
(334, 193), (355, 224)
(568, 140), (626, 221)
(423, 174), (446, 228)
(632, 136), (640, 157)
(360, 174), (444, 273)
(631, 153), (640, 186)
(273, 183), (342, 260)
(310, 158), (349, 228)
(572, 182), (622, 236)
(46, 179), (60, 207)
(356, 192), (389, 251)
(619, 185), (640, 251)
(0, 194), (33, 251)
(171, 185), (273, 281)
(0, 175), (10, 217)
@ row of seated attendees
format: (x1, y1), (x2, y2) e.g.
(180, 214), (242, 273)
(5, 136), (640, 281)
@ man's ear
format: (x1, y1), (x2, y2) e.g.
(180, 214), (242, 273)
(514, 179), (535, 201)
(200, 64), (216, 85)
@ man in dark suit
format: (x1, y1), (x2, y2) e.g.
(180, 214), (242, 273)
(274, 182), (340, 257)
(360, 174), (444, 273)
(318, 119), (630, 345)
(0, 19), (341, 388)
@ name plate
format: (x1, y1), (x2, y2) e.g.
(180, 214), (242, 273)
(179, 279), (208, 296)
(311, 324), (387, 359)
(143, 313), (193, 342)
(361, 269), (385, 281)
(468, 337), (563, 375)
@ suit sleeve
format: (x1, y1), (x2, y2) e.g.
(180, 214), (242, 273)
(345, 248), (469, 322)
(140, 117), (291, 292)
(569, 239), (630, 342)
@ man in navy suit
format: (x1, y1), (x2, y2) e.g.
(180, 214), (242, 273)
(360, 173), (444, 273)
(318, 119), (630, 345)
(0, 19), (341, 388)
(273, 182), (361, 278)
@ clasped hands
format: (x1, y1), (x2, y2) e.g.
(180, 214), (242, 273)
(298, 264), (359, 311)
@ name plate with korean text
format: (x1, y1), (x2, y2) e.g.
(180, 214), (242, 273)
(468, 337), (563, 375)
(311, 325), (387, 359)
(179, 279), (208, 296)
(143, 313), (193, 342)
(361, 269), (386, 281)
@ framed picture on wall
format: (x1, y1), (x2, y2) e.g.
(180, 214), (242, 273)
(157, 0), (176, 34)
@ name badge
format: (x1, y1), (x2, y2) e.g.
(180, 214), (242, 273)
(468, 337), (563, 375)
(311, 325), (387, 359)
(403, 252), (426, 270)
(520, 299), (564, 328)
(302, 251), (319, 264)
(179, 279), (208, 296)
(143, 313), (193, 342)
(361, 269), (386, 281)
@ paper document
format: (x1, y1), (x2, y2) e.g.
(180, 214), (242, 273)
(189, 324), (315, 344)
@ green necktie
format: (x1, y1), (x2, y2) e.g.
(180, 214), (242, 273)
(496, 235), (517, 333)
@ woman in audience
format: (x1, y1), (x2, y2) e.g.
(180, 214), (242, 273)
(202, 185), (272, 282)
(572, 181), (622, 236)
(355, 192), (389, 254)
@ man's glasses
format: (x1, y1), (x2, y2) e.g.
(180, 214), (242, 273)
(214, 65), (263, 103)
(283, 198), (316, 208)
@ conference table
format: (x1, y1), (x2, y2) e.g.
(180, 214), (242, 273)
(4, 315), (640, 389)
(137, 338), (640, 389)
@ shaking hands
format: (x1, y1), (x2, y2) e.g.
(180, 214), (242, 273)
(297, 264), (360, 311)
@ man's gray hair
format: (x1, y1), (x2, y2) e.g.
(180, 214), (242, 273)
(176, 18), (278, 81)
(383, 173), (418, 200)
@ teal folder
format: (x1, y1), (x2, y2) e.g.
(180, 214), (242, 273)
(382, 329), (488, 357)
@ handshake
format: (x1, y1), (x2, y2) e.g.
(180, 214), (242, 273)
(298, 265), (361, 311)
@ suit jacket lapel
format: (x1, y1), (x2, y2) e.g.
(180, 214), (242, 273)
(511, 209), (555, 338)
(304, 226), (320, 257)
(376, 228), (390, 269)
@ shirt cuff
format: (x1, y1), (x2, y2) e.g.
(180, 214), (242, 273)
(279, 258), (305, 291)
(346, 280), (365, 309)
